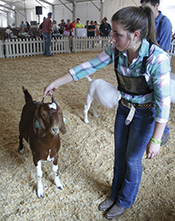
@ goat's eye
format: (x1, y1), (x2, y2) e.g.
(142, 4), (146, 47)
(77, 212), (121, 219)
(41, 113), (47, 119)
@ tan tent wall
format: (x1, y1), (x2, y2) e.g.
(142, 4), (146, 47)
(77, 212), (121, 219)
(0, 0), (174, 31)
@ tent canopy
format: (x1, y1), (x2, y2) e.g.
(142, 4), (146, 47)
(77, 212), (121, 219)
(0, 0), (99, 11)
(0, 0), (104, 27)
(0, 0), (174, 32)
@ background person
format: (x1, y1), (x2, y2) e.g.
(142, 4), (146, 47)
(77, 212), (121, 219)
(39, 17), (46, 38)
(25, 21), (30, 31)
(75, 18), (84, 28)
(59, 19), (66, 35)
(87, 20), (95, 37)
(52, 20), (59, 34)
(42, 12), (53, 57)
(84, 20), (89, 29)
(20, 21), (25, 29)
(99, 17), (111, 37)
(64, 19), (73, 36)
(141, 0), (173, 145)
(94, 21), (100, 36)
(43, 6), (171, 220)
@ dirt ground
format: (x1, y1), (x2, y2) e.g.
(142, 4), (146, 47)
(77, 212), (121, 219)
(0, 52), (175, 221)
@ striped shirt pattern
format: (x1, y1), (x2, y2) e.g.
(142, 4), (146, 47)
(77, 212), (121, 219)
(69, 39), (171, 123)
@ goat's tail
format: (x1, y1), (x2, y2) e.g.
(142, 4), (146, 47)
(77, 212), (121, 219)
(22, 86), (33, 103)
(86, 75), (93, 82)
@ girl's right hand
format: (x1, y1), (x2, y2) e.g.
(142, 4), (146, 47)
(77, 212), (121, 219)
(43, 82), (58, 98)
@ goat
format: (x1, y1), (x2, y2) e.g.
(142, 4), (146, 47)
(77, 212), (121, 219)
(19, 87), (66, 198)
(84, 76), (121, 124)
(84, 72), (174, 124)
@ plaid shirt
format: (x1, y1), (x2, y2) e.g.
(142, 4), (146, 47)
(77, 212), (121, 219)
(69, 39), (171, 123)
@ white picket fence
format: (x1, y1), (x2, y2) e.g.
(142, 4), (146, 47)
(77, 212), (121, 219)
(0, 40), (4, 58)
(72, 36), (111, 52)
(3, 37), (70, 58)
(0, 37), (110, 58)
(169, 40), (175, 56)
(0, 37), (175, 59)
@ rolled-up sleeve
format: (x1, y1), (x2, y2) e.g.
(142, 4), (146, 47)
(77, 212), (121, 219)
(151, 52), (171, 123)
(69, 45), (115, 81)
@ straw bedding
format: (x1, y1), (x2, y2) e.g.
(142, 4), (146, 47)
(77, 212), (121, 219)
(0, 52), (175, 221)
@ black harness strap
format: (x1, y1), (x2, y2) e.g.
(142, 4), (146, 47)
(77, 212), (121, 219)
(114, 42), (154, 95)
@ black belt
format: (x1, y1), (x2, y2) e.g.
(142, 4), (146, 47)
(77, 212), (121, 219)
(121, 98), (156, 109)
(121, 98), (155, 125)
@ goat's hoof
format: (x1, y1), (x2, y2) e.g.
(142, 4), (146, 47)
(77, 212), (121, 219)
(84, 119), (89, 124)
(37, 194), (44, 199)
(58, 186), (63, 190)
(37, 195), (44, 199)
(37, 188), (44, 198)
(93, 114), (99, 118)
(56, 183), (63, 190)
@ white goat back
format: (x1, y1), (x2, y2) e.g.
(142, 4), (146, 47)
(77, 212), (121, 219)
(89, 79), (121, 109)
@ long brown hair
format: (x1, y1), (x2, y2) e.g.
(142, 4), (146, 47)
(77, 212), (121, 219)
(111, 6), (158, 46)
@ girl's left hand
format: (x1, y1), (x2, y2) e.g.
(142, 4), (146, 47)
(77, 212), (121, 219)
(146, 142), (160, 159)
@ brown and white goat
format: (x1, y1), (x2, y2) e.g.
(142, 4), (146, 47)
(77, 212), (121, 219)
(19, 87), (66, 198)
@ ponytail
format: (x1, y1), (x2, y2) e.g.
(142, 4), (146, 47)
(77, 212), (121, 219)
(112, 6), (159, 46)
(142, 6), (158, 45)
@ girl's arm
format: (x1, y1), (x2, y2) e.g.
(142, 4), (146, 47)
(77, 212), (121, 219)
(43, 72), (73, 98)
(146, 122), (166, 159)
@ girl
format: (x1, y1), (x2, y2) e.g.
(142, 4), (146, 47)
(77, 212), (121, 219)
(43, 6), (171, 220)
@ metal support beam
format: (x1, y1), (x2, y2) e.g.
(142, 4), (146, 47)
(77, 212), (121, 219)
(0, 0), (25, 20)
(72, 1), (75, 19)
(57, 0), (73, 13)
(90, 0), (100, 11)
(0, 4), (15, 11)
(15, 11), (17, 27)
(0, 9), (8, 15)
(100, 0), (103, 22)
(23, 0), (27, 22)
(38, 0), (54, 6)
(52, 5), (54, 19)
(35, 0), (47, 9)
(132, 0), (139, 6)
(7, 11), (9, 26)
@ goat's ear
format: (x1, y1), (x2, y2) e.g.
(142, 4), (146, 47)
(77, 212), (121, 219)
(58, 107), (66, 135)
(33, 106), (46, 137)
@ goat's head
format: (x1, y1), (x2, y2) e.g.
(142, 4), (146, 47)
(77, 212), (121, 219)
(33, 101), (66, 138)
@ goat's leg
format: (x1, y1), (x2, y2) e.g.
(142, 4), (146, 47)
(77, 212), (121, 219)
(18, 136), (24, 154)
(93, 100), (99, 118)
(84, 94), (93, 124)
(36, 160), (44, 198)
(52, 163), (63, 189)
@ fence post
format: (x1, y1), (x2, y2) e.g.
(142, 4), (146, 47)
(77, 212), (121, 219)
(169, 40), (175, 56)
(0, 40), (5, 58)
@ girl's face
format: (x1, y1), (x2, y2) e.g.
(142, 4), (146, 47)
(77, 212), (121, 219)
(111, 21), (133, 51)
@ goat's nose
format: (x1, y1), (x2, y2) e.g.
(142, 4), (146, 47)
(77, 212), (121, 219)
(51, 127), (59, 135)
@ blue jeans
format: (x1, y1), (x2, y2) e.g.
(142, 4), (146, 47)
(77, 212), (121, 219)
(43, 33), (51, 56)
(110, 101), (156, 208)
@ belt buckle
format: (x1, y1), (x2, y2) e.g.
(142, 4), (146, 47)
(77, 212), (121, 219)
(122, 98), (132, 108)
